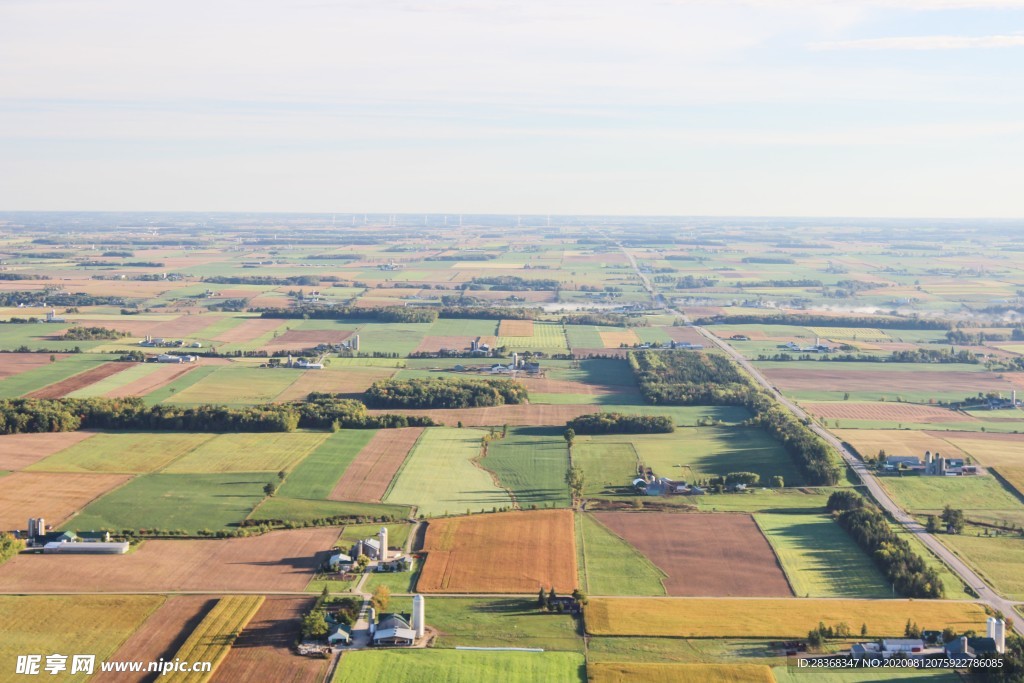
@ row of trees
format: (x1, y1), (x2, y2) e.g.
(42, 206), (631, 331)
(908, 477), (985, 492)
(257, 306), (438, 323)
(468, 275), (560, 291)
(359, 378), (529, 409)
(691, 313), (951, 330)
(0, 396), (435, 435)
(755, 349), (978, 364)
(827, 491), (944, 599)
(61, 326), (130, 341)
(629, 350), (841, 485)
(565, 412), (674, 435)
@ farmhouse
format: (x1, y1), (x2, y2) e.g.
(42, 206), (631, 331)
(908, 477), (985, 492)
(371, 594), (425, 647)
(328, 552), (353, 571)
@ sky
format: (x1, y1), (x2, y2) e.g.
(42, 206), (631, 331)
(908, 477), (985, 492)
(1, 0), (1023, 217)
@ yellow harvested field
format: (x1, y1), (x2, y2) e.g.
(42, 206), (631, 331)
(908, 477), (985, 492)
(598, 330), (641, 348)
(834, 429), (965, 461)
(995, 466), (1024, 497)
(498, 319), (534, 336)
(588, 663), (775, 683)
(163, 595), (264, 683)
(937, 432), (1024, 467)
(584, 598), (989, 638)
(0, 595), (165, 683)
(162, 431), (329, 473)
(805, 327), (890, 341)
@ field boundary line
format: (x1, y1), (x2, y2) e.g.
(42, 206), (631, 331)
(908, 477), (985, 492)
(751, 513), (800, 598)
(585, 512), (669, 592)
(379, 428), (427, 502)
(473, 439), (519, 511)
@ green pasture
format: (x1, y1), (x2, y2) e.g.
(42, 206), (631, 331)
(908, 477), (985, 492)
(143, 364), (219, 405)
(277, 430), (377, 499)
(482, 427), (571, 508)
(413, 596), (583, 652)
(573, 440), (638, 498)
(247, 497), (410, 524)
(755, 514), (891, 598)
(939, 533), (1024, 600)
(66, 472), (269, 532)
(0, 355), (111, 398)
(879, 474), (1024, 527)
(384, 427), (512, 516)
(333, 650), (586, 683)
(577, 513), (666, 596)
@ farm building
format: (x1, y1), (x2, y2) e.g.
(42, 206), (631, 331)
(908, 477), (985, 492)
(352, 527), (389, 562)
(328, 552), (353, 571)
(371, 614), (416, 646)
(376, 555), (413, 572)
(43, 541), (129, 554)
(327, 624), (352, 646)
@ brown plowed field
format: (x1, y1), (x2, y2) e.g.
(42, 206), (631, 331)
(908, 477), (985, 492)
(25, 362), (133, 399)
(418, 509), (577, 593)
(665, 327), (707, 345)
(329, 427), (424, 502)
(366, 404), (603, 427)
(590, 512), (793, 597)
(147, 313), (222, 338)
(213, 318), (285, 343)
(763, 367), (1015, 395)
(0, 472), (131, 530)
(275, 367), (396, 402)
(211, 596), (327, 683)
(802, 402), (972, 423)
(0, 431), (95, 470)
(104, 363), (199, 398)
(498, 319), (534, 336)
(0, 527), (339, 592)
(94, 596), (217, 683)
(415, 335), (497, 353)
(0, 353), (70, 379)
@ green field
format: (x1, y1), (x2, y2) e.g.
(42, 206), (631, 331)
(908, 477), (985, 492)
(363, 558), (422, 593)
(277, 430), (377, 499)
(755, 514), (891, 598)
(629, 426), (805, 486)
(498, 321), (570, 352)
(66, 472), (269, 532)
(879, 475), (1024, 527)
(586, 636), (782, 666)
(384, 427), (512, 516)
(428, 318), (499, 337)
(144, 364), (220, 405)
(409, 596), (583, 651)
(162, 430), (330, 473)
(573, 441), (638, 498)
(337, 522), (413, 549)
(27, 432), (214, 473)
(63, 361), (170, 398)
(695, 488), (834, 514)
(333, 650), (586, 683)
(0, 595), (165, 683)
(939, 533), (1024, 600)
(577, 513), (666, 596)
(482, 427), (571, 508)
(0, 355), (111, 398)
(161, 366), (300, 405)
(247, 496), (411, 524)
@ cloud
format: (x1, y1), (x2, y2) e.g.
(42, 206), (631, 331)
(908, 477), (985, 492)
(811, 34), (1024, 50)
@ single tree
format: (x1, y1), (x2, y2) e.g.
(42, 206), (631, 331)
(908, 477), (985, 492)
(563, 428), (575, 447)
(302, 609), (329, 638)
(371, 585), (391, 613)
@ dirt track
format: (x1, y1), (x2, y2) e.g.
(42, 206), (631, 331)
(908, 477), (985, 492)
(591, 512), (793, 597)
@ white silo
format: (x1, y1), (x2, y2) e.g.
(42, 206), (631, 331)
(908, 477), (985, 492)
(378, 527), (389, 561)
(412, 594), (425, 638)
(988, 617), (1006, 653)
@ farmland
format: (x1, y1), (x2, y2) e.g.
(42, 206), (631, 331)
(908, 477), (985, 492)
(939, 534), (1024, 600)
(279, 429), (377, 499)
(160, 366), (300, 405)
(94, 596), (217, 683)
(879, 475), (1024, 527)
(162, 431), (330, 474)
(0, 471), (131, 530)
(384, 427), (512, 516)
(584, 597), (990, 638)
(28, 431), (215, 473)
(162, 595), (264, 683)
(417, 510), (578, 593)
(481, 427), (571, 508)
(333, 650), (586, 683)
(211, 597), (328, 683)
(66, 472), (269, 532)
(754, 514), (891, 598)
(415, 596), (582, 652)
(0, 430), (94, 470)
(0, 528), (338, 592)
(590, 512), (792, 597)
(588, 663), (775, 683)
(0, 595), (164, 682)
(329, 427), (421, 502)
(577, 512), (667, 596)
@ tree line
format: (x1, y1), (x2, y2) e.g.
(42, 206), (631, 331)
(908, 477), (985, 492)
(61, 326), (130, 341)
(692, 313), (951, 330)
(0, 396), (435, 435)
(629, 350), (841, 485)
(827, 491), (944, 599)
(565, 412), (674, 434)
(360, 378), (529, 409)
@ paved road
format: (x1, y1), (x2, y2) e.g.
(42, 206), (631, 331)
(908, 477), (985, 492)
(619, 243), (1024, 634)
